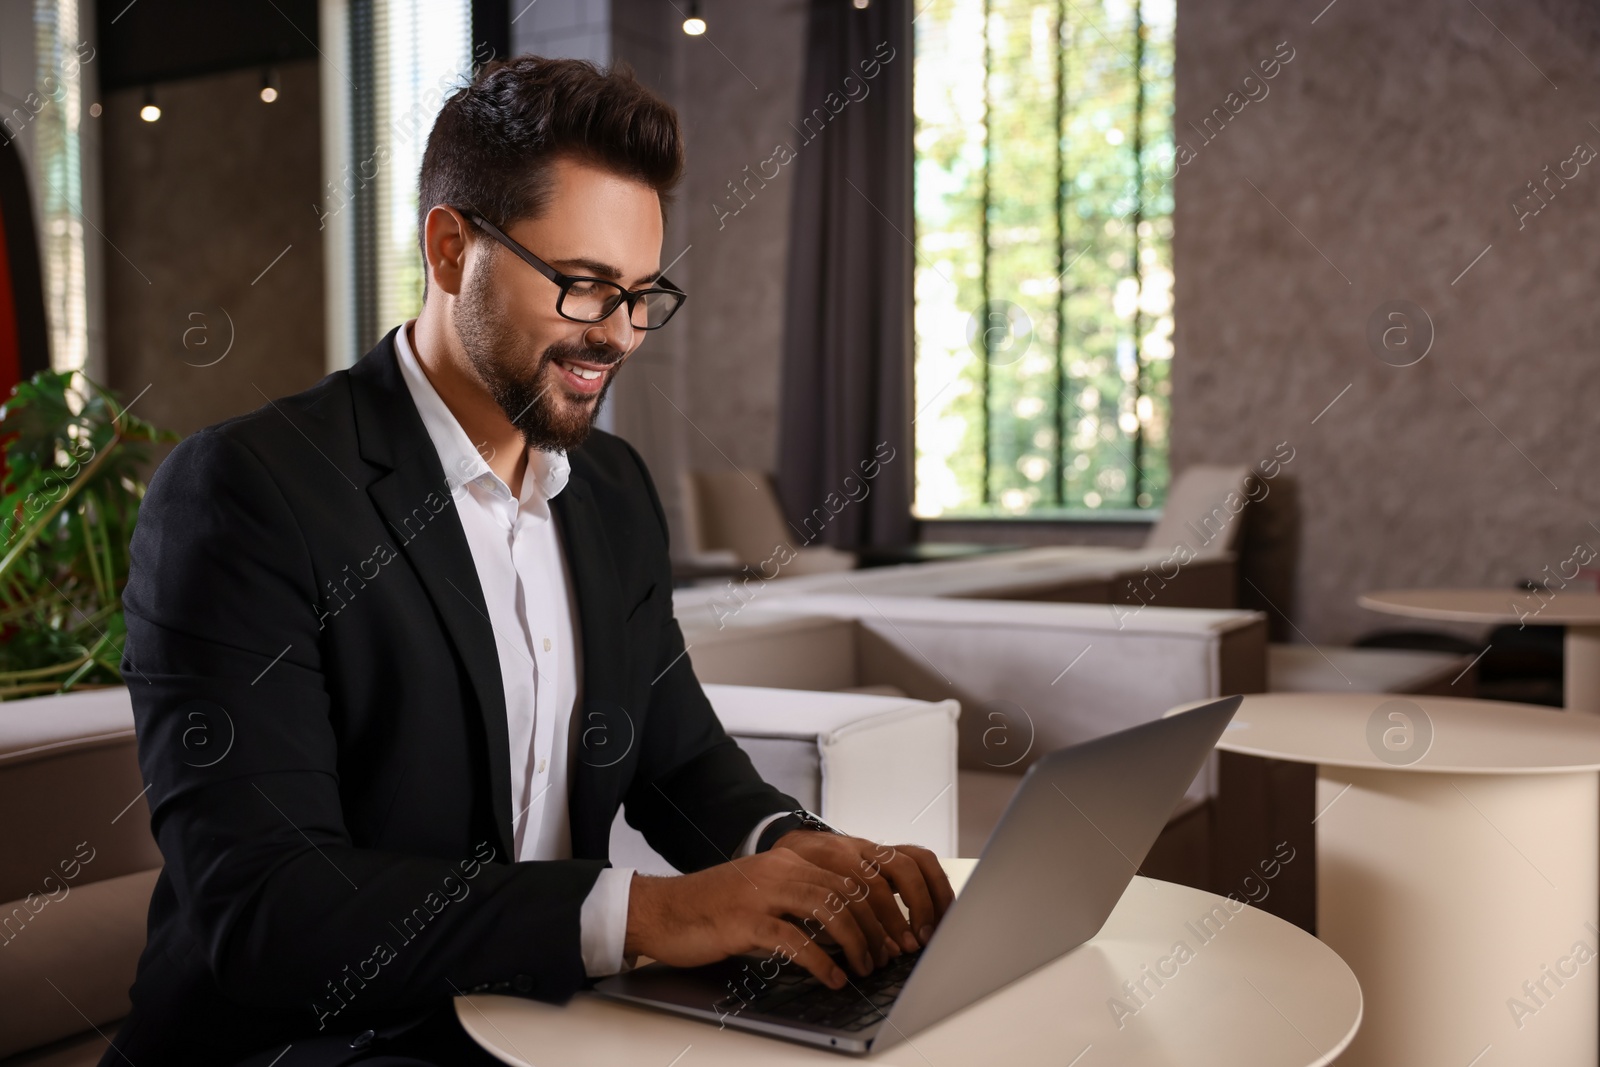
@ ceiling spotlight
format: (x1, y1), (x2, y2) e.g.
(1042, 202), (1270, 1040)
(260, 68), (279, 103)
(852, 0), (869, 7)
(140, 87), (160, 122)
(682, 0), (706, 35)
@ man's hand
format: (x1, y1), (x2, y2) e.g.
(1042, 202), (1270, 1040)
(624, 837), (948, 990)
(773, 831), (955, 956)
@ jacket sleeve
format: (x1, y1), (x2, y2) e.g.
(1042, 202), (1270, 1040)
(123, 428), (607, 1020)
(614, 438), (800, 873)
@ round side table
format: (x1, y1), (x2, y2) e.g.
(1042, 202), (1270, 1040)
(457, 859), (1361, 1066)
(1360, 588), (1600, 712)
(1194, 692), (1600, 1066)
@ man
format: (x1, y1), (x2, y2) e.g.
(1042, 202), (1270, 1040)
(102, 55), (952, 1067)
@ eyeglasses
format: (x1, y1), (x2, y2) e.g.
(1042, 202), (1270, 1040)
(457, 208), (687, 330)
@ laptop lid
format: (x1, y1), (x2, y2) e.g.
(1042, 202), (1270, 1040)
(873, 695), (1241, 1049)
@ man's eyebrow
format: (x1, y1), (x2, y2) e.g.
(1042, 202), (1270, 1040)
(550, 257), (663, 286)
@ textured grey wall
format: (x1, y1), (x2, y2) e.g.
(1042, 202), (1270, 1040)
(598, 0), (808, 554)
(103, 60), (325, 439)
(1171, 0), (1600, 644)
(675, 0), (808, 478)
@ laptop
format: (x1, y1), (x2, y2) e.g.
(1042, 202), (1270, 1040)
(590, 694), (1242, 1054)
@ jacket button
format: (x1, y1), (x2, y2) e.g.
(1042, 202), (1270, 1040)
(513, 973), (534, 994)
(349, 1029), (376, 1049)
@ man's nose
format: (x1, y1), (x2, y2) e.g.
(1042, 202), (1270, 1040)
(585, 301), (637, 355)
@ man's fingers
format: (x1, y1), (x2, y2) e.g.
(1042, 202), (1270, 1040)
(807, 856), (897, 970)
(904, 845), (956, 916)
(758, 919), (847, 990)
(833, 869), (897, 967)
(773, 880), (875, 977)
(854, 862), (919, 953)
(878, 848), (939, 944)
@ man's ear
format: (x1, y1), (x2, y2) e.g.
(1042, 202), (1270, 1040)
(423, 205), (473, 298)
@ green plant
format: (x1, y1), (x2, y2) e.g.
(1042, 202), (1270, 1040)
(0, 370), (178, 698)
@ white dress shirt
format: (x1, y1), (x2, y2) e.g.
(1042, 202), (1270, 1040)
(395, 321), (784, 978)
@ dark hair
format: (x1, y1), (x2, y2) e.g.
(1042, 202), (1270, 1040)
(416, 55), (684, 280)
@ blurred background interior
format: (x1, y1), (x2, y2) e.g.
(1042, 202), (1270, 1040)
(3, 0), (1594, 694)
(2, 0), (1599, 1063)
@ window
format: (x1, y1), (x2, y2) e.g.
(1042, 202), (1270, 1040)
(32, 0), (96, 375)
(324, 0), (473, 366)
(912, 0), (1175, 518)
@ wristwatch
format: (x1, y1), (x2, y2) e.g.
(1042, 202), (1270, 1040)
(756, 807), (842, 853)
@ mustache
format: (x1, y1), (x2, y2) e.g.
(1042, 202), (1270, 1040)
(541, 340), (625, 368)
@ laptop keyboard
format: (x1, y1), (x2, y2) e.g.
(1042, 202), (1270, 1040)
(739, 949), (921, 1032)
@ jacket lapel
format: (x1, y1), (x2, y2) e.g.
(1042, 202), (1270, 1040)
(552, 473), (631, 862)
(349, 329), (516, 863)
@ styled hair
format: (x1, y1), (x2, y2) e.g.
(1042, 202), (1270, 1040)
(416, 55), (684, 283)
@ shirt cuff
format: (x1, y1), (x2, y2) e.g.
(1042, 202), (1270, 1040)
(739, 811), (791, 857)
(580, 866), (635, 977)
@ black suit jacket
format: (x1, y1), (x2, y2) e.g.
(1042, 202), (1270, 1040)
(102, 328), (799, 1066)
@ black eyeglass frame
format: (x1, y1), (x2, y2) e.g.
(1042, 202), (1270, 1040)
(455, 208), (687, 330)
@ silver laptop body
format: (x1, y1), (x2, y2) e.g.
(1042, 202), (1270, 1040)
(590, 695), (1241, 1054)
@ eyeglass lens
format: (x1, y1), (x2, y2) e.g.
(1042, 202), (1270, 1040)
(560, 281), (681, 328)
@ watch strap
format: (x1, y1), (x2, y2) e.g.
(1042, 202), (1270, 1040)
(755, 808), (839, 853)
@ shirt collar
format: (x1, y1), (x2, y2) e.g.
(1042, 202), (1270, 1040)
(394, 319), (570, 506)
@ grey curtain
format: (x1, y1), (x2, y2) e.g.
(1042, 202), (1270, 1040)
(777, 0), (914, 551)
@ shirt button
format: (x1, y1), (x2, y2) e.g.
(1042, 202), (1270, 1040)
(543, 637), (552, 651)
(513, 973), (535, 994)
(537, 757), (547, 774)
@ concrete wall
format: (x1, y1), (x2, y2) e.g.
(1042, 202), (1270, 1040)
(673, 0), (807, 480)
(102, 60), (325, 438)
(1170, 0), (1600, 643)
(572, 0), (809, 552)
(506, 0), (804, 551)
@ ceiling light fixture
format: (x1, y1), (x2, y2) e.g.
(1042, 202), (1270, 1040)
(683, 0), (706, 35)
(139, 86), (160, 123)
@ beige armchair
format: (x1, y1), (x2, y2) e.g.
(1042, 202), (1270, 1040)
(683, 468), (856, 577)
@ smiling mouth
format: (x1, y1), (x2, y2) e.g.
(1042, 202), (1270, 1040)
(551, 355), (617, 397)
(557, 358), (606, 380)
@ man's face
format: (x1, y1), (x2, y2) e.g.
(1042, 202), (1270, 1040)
(453, 155), (664, 452)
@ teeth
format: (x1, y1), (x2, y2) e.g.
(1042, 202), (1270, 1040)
(561, 360), (603, 381)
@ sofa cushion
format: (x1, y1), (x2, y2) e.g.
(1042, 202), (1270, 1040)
(0, 688), (161, 904)
(0, 868), (159, 1059)
(0, 1026), (121, 1067)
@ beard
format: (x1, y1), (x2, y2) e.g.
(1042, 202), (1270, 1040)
(453, 266), (620, 453)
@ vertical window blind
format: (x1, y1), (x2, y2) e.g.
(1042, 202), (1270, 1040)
(344, 0), (471, 354)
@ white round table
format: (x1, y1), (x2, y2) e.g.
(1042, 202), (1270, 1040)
(1202, 692), (1600, 1066)
(1360, 588), (1600, 712)
(457, 858), (1361, 1066)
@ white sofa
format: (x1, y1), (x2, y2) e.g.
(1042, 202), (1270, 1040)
(675, 594), (1268, 862)
(703, 543), (1236, 609)
(678, 595), (1265, 769)
(609, 684), (959, 875)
